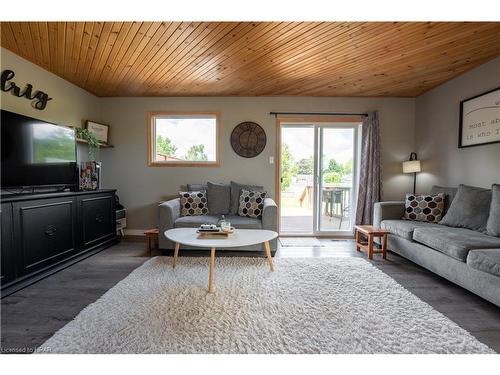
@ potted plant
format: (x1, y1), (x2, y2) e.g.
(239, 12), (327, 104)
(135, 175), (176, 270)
(75, 127), (100, 161)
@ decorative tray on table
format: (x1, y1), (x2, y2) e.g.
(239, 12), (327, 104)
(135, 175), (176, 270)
(197, 224), (235, 237)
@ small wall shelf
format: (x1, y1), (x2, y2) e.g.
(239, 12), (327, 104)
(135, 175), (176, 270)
(76, 138), (114, 148)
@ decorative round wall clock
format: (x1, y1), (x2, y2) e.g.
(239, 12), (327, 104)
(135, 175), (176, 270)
(230, 121), (267, 158)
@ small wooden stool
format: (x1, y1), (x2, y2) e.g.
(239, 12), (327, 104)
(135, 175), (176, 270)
(354, 225), (389, 260)
(144, 228), (159, 256)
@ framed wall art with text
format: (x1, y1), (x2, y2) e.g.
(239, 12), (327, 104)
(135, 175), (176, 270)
(459, 87), (500, 148)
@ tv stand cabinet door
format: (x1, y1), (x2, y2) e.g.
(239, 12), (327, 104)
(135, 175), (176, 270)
(78, 193), (116, 249)
(13, 197), (78, 277)
(1, 203), (15, 284)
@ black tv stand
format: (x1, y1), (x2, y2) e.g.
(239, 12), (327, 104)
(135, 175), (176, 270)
(1, 189), (119, 297)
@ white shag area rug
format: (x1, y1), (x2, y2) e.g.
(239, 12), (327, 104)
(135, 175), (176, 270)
(41, 257), (494, 354)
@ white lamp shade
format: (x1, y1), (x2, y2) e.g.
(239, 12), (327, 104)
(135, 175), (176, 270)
(403, 160), (421, 173)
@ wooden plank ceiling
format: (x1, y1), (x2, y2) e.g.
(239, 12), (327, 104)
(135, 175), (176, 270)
(1, 22), (500, 97)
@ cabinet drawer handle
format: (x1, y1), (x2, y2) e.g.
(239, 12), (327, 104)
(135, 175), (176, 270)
(95, 212), (105, 223)
(44, 225), (57, 238)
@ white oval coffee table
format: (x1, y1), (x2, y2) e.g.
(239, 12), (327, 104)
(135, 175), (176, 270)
(165, 228), (278, 293)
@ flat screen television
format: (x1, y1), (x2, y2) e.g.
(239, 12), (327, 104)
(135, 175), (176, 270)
(1, 110), (78, 190)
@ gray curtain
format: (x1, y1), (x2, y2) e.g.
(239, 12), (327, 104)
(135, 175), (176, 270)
(355, 111), (382, 225)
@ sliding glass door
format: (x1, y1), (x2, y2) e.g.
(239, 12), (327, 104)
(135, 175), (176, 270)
(279, 122), (360, 235)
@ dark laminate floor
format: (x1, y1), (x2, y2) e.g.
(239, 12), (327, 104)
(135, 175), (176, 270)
(1, 239), (499, 353)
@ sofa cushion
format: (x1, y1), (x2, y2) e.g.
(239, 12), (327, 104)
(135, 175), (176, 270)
(403, 193), (445, 223)
(187, 184), (208, 192)
(413, 226), (500, 262)
(230, 181), (264, 215)
(439, 184), (492, 232)
(381, 219), (436, 241)
(207, 182), (231, 215)
(179, 191), (208, 216)
(467, 249), (500, 277)
(430, 185), (457, 214)
(225, 215), (262, 229)
(174, 215), (219, 228)
(486, 184), (500, 237)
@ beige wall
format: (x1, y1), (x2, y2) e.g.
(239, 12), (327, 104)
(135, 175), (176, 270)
(415, 57), (500, 192)
(100, 97), (415, 230)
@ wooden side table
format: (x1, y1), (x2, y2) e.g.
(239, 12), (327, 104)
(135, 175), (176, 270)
(144, 228), (159, 256)
(354, 225), (389, 260)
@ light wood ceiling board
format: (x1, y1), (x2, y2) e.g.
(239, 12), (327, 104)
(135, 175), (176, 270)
(189, 22), (324, 92)
(84, 22), (114, 88)
(147, 22), (259, 95)
(74, 22), (95, 85)
(141, 22), (230, 95)
(250, 22), (489, 96)
(125, 21), (198, 95)
(143, 24), (245, 93)
(211, 22), (362, 96)
(37, 22), (51, 69)
(90, 22), (136, 93)
(0, 23), (18, 52)
(180, 22), (297, 86)
(2, 22), (499, 97)
(85, 22), (123, 93)
(102, 21), (160, 95)
(81, 21), (106, 88)
(143, 22), (241, 96)
(93, 21), (145, 94)
(63, 22), (76, 77)
(109, 22), (177, 94)
(69, 22), (85, 78)
(8, 23), (29, 62)
(289, 23), (500, 96)
(27, 23), (44, 68)
(153, 22), (292, 95)
(241, 22), (420, 96)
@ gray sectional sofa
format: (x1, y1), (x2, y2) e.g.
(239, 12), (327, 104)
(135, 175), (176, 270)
(374, 184), (500, 307)
(159, 181), (278, 253)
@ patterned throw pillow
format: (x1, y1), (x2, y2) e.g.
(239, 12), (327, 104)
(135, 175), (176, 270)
(238, 189), (267, 219)
(179, 191), (208, 216)
(403, 193), (445, 223)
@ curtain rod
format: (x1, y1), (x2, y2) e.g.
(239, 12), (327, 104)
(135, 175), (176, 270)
(269, 111), (368, 117)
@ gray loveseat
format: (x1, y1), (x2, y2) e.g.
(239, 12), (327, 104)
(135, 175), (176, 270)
(159, 181), (278, 254)
(374, 184), (500, 307)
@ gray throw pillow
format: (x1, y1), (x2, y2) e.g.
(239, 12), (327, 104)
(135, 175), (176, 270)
(187, 183), (208, 192)
(430, 185), (458, 214)
(207, 182), (231, 215)
(439, 184), (492, 232)
(230, 181), (264, 215)
(487, 184), (500, 237)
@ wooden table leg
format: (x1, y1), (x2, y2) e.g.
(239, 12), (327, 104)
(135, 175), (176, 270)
(355, 229), (361, 251)
(208, 247), (216, 293)
(264, 241), (274, 272)
(368, 234), (374, 260)
(147, 236), (152, 257)
(173, 242), (180, 268)
(382, 234), (388, 259)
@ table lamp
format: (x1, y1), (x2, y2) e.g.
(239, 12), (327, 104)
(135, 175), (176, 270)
(403, 152), (421, 194)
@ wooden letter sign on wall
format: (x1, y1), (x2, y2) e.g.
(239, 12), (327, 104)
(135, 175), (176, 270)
(1, 70), (53, 110)
(459, 87), (500, 148)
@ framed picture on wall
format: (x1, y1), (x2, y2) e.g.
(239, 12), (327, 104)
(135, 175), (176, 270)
(86, 120), (110, 144)
(459, 87), (500, 148)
